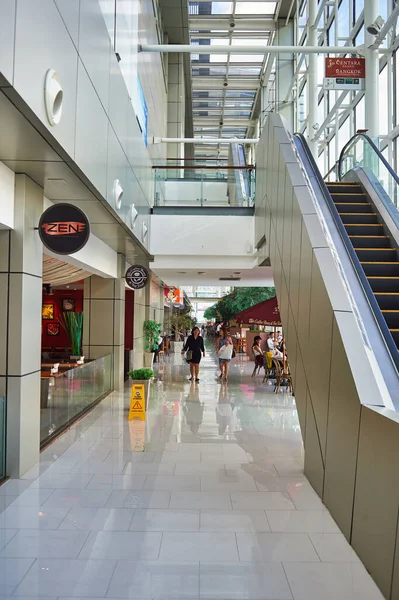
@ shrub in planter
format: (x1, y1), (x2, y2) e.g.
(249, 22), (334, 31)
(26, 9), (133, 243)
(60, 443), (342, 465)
(128, 368), (154, 380)
(127, 368), (154, 410)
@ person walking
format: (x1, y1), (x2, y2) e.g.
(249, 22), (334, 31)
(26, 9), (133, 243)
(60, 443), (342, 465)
(182, 326), (205, 383)
(216, 327), (233, 382)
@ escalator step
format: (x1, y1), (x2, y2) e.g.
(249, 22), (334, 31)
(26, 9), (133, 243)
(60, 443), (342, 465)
(335, 203), (374, 213)
(344, 224), (383, 236)
(381, 310), (399, 329)
(349, 236), (391, 248)
(362, 262), (399, 277)
(374, 293), (399, 310)
(368, 277), (399, 292)
(331, 194), (369, 203)
(339, 212), (379, 224)
(327, 185), (363, 195)
(355, 248), (397, 261)
(389, 329), (399, 346)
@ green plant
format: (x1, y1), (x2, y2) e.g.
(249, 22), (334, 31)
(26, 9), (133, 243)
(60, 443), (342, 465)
(128, 368), (154, 380)
(60, 312), (84, 356)
(204, 287), (276, 322)
(164, 310), (194, 340)
(143, 320), (161, 352)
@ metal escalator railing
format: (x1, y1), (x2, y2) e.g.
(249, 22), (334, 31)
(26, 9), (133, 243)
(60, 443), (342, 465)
(294, 133), (399, 374)
(339, 133), (399, 210)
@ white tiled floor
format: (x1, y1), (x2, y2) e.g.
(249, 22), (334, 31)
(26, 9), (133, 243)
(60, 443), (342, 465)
(0, 345), (385, 599)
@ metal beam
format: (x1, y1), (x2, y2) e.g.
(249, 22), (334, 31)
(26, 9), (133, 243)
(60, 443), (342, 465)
(189, 18), (276, 30)
(154, 137), (259, 143)
(141, 43), (364, 54)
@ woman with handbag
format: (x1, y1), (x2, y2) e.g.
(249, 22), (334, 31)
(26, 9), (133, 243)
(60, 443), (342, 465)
(216, 328), (234, 382)
(181, 327), (205, 383)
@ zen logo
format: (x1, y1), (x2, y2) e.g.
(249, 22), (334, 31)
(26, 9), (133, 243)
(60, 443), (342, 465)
(41, 222), (86, 236)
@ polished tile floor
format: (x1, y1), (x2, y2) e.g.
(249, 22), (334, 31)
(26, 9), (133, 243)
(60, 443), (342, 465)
(0, 345), (384, 599)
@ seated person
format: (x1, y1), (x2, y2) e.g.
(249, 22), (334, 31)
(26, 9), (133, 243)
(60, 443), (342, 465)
(252, 336), (268, 369)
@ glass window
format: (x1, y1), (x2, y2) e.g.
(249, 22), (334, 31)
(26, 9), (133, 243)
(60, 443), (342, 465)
(355, 96), (365, 131)
(379, 66), (388, 135)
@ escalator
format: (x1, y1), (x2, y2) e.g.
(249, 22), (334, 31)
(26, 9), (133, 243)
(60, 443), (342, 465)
(294, 131), (399, 373)
(326, 180), (399, 348)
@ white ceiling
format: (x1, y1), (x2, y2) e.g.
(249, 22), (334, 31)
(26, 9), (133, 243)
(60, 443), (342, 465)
(152, 265), (273, 286)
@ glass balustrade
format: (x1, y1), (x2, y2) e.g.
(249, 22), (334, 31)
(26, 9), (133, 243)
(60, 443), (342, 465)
(40, 355), (112, 446)
(153, 162), (255, 207)
(339, 134), (399, 211)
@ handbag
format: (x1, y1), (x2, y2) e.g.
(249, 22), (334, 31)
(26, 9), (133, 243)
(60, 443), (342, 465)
(218, 344), (233, 360)
(186, 350), (193, 361)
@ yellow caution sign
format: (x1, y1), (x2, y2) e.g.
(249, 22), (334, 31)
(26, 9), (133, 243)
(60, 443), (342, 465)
(128, 384), (146, 421)
(129, 420), (145, 451)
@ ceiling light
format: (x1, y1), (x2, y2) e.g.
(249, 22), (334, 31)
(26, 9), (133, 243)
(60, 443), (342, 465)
(234, 271), (241, 274)
(130, 204), (138, 229)
(178, 271), (186, 274)
(198, 271), (206, 275)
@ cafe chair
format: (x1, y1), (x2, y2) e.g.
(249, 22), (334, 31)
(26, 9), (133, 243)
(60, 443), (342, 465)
(272, 359), (293, 394)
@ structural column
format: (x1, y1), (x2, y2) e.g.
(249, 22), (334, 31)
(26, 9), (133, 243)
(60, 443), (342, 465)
(167, 53), (185, 176)
(0, 175), (43, 478)
(274, 19), (294, 130)
(364, 0), (379, 139)
(307, 0), (318, 156)
(83, 254), (125, 391)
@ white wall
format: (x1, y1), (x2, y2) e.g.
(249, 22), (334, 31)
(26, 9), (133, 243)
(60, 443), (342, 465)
(0, 161), (14, 229)
(150, 215), (254, 256)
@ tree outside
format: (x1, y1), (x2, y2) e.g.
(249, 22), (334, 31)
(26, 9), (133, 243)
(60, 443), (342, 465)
(203, 287), (276, 322)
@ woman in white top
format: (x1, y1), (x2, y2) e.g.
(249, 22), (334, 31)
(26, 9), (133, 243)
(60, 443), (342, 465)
(216, 328), (234, 382)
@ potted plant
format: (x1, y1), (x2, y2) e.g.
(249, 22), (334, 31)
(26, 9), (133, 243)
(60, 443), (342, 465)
(164, 310), (195, 353)
(143, 320), (161, 367)
(127, 368), (154, 409)
(60, 311), (84, 360)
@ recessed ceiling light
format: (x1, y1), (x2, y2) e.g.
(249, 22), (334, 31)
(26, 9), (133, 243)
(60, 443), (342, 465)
(197, 271), (206, 275)
(178, 271), (186, 274)
(234, 272), (241, 275)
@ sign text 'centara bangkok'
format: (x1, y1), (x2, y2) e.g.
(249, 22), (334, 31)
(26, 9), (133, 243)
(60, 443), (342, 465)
(38, 204), (90, 255)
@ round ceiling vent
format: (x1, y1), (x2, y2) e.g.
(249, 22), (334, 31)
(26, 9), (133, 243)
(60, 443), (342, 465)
(113, 179), (124, 210)
(44, 69), (63, 126)
(129, 203), (138, 229)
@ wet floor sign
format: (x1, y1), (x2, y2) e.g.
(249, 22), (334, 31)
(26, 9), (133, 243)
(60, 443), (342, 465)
(128, 384), (146, 421)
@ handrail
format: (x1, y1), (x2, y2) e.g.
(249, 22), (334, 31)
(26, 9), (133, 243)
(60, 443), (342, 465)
(338, 133), (399, 186)
(294, 133), (399, 373)
(152, 165), (255, 170)
(323, 161), (338, 181)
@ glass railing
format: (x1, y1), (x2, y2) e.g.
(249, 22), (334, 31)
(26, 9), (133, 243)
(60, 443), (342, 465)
(153, 163), (255, 207)
(40, 355), (112, 446)
(0, 396), (5, 480)
(339, 133), (399, 210)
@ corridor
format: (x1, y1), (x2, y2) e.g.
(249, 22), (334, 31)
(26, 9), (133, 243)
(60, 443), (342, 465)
(0, 346), (384, 600)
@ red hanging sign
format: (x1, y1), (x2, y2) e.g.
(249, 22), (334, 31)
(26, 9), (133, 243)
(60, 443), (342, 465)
(325, 58), (365, 79)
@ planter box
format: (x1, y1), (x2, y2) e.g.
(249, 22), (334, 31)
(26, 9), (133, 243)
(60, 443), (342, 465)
(170, 341), (184, 353)
(126, 379), (151, 410)
(144, 352), (154, 368)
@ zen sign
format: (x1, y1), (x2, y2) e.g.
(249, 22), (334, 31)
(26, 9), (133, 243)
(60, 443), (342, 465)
(324, 57), (365, 91)
(38, 204), (90, 255)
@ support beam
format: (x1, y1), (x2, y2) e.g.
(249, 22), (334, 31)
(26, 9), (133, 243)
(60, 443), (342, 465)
(364, 0), (380, 138)
(307, 0), (318, 156)
(154, 137), (259, 144)
(141, 44), (364, 55)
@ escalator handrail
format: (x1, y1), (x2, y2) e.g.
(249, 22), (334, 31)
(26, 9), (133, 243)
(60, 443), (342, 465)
(294, 132), (399, 373)
(338, 132), (399, 186)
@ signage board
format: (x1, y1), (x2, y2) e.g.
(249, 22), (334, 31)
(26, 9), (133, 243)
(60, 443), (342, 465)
(38, 203), (90, 255)
(136, 77), (148, 148)
(164, 287), (184, 308)
(125, 265), (149, 290)
(325, 57), (365, 79)
(323, 77), (365, 91)
(128, 384), (146, 421)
